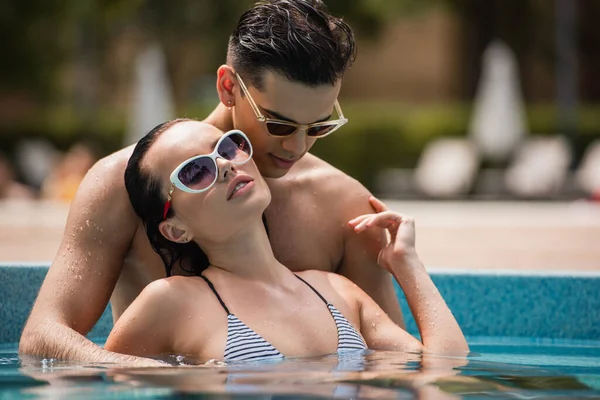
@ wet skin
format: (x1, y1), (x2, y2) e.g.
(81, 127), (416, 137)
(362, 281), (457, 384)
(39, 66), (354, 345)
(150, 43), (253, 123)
(102, 121), (468, 361)
(19, 69), (405, 365)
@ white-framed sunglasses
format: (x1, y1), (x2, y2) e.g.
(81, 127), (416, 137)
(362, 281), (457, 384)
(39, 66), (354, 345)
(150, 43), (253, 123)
(163, 130), (253, 220)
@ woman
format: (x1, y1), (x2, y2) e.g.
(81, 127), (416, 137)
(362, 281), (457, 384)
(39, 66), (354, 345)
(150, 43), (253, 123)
(104, 118), (468, 362)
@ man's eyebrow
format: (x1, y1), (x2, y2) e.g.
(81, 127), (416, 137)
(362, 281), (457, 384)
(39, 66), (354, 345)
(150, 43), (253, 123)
(262, 107), (332, 124)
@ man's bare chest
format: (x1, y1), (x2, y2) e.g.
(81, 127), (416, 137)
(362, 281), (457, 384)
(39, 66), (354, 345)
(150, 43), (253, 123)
(265, 202), (342, 273)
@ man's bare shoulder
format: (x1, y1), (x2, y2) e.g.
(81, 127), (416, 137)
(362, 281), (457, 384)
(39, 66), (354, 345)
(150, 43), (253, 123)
(86, 145), (135, 193)
(61, 144), (139, 252)
(293, 153), (374, 217)
(290, 153), (364, 190)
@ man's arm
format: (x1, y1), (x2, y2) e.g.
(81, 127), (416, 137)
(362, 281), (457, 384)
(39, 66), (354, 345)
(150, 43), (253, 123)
(334, 178), (405, 328)
(19, 151), (161, 366)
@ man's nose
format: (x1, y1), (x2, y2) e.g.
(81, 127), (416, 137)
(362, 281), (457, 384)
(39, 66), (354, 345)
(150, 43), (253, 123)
(280, 129), (308, 157)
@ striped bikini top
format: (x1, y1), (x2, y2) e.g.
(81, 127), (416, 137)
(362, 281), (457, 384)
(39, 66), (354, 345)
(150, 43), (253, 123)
(199, 274), (367, 362)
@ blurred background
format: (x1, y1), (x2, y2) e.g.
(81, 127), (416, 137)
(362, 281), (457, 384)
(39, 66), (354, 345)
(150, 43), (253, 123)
(2, 0), (600, 201)
(1, 0), (599, 268)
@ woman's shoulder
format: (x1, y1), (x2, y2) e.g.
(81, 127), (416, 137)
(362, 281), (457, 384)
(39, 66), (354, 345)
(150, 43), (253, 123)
(296, 270), (362, 302)
(139, 276), (213, 305)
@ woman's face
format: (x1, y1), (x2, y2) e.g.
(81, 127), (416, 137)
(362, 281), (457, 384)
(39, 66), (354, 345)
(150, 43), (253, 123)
(147, 121), (271, 244)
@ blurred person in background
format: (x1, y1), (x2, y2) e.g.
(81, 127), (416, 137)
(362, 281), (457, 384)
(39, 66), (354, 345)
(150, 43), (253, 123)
(41, 143), (97, 203)
(0, 152), (36, 200)
(20, 0), (405, 366)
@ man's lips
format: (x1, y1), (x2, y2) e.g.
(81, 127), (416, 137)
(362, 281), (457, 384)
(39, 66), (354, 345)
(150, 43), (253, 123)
(227, 175), (254, 200)
(270, 154), (298, 169)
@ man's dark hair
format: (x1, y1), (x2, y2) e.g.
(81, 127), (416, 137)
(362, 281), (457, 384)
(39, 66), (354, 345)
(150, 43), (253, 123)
(227, 0), (356, 89)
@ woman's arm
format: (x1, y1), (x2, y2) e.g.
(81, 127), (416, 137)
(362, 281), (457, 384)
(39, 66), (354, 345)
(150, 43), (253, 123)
(348, 197), (469, 355)
(104, 279), (177, 357)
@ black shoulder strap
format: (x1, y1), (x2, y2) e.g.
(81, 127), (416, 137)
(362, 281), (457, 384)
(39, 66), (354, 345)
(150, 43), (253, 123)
(199, 274), (231, 315)
(295, 274), (329, 305)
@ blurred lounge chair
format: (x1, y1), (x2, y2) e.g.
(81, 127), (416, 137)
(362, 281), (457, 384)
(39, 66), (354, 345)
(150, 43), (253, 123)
(575, 140), (600, 200)
(373, 168), (420, 200)
(504, 136), (572, 199)
(413, 138), (480, 198)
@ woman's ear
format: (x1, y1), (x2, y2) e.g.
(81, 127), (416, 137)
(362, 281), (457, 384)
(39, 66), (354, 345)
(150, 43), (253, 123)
(158, 219), (193, 244)
(216, 65), (237, 107)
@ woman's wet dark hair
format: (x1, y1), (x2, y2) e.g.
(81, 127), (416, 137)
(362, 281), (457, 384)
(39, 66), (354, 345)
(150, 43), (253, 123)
(124, 118), (270, 277)
(227, 0), (356, 89)
(124, 118), (204, 276)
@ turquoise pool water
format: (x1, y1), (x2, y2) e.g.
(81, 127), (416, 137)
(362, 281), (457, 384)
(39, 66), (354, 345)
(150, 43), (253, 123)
(2, 337), (599, 399)
(2, 265), (599, 398)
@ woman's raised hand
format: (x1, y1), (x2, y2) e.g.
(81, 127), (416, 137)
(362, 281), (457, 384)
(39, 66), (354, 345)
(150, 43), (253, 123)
(348, 196), (417, 273)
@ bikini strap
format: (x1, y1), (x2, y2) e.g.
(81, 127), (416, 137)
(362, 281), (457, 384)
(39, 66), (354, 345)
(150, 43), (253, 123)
(199, 274), (231, 315)
(295, 274), (329, 305)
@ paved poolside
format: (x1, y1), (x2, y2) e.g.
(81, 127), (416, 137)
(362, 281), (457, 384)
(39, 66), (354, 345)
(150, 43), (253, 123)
(1, 199), (599, 271)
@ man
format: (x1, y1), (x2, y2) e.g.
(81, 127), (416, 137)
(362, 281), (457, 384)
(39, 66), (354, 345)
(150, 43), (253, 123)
(19, 0), (404, 365)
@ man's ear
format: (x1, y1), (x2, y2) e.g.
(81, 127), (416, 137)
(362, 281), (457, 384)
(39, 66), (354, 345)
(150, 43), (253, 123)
(158, 219), (193, 244)
(217, 65), (237, 107)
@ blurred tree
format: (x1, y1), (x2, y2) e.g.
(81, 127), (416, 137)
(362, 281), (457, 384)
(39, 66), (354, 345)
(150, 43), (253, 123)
(0, 0), (81, 99)
(0, 0), (434, 105)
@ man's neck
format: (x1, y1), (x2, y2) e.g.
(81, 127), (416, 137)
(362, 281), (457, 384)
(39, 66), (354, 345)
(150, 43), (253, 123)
(203, 103), (233, 132)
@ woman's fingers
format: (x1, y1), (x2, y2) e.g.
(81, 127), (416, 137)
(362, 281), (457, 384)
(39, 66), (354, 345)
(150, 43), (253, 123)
(348, 214), (372, 227)
(369, 196), (389, 213)
(353, 216), (377, 232)
(351, 211), (403, 233)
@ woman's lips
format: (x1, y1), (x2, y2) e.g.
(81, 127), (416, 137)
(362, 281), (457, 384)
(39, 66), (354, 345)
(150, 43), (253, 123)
(228, 179), (255, 200)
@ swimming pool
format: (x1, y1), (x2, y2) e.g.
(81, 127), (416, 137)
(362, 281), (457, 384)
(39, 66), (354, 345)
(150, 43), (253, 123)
(1, 263), (599, 398)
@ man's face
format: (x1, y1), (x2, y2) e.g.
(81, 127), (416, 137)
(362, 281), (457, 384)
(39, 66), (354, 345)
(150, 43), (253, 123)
(233, 71), (342, 178)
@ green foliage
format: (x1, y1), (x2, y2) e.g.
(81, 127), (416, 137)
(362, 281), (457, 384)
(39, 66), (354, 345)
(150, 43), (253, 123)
(1, 0), (79, 97)
(1, 0), (434, 100)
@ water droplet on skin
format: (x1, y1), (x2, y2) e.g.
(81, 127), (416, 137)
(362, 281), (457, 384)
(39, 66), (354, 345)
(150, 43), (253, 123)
(187, 316), (192, 319)
(86, 220), (90, 227)
(67, 244), (71, 251)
